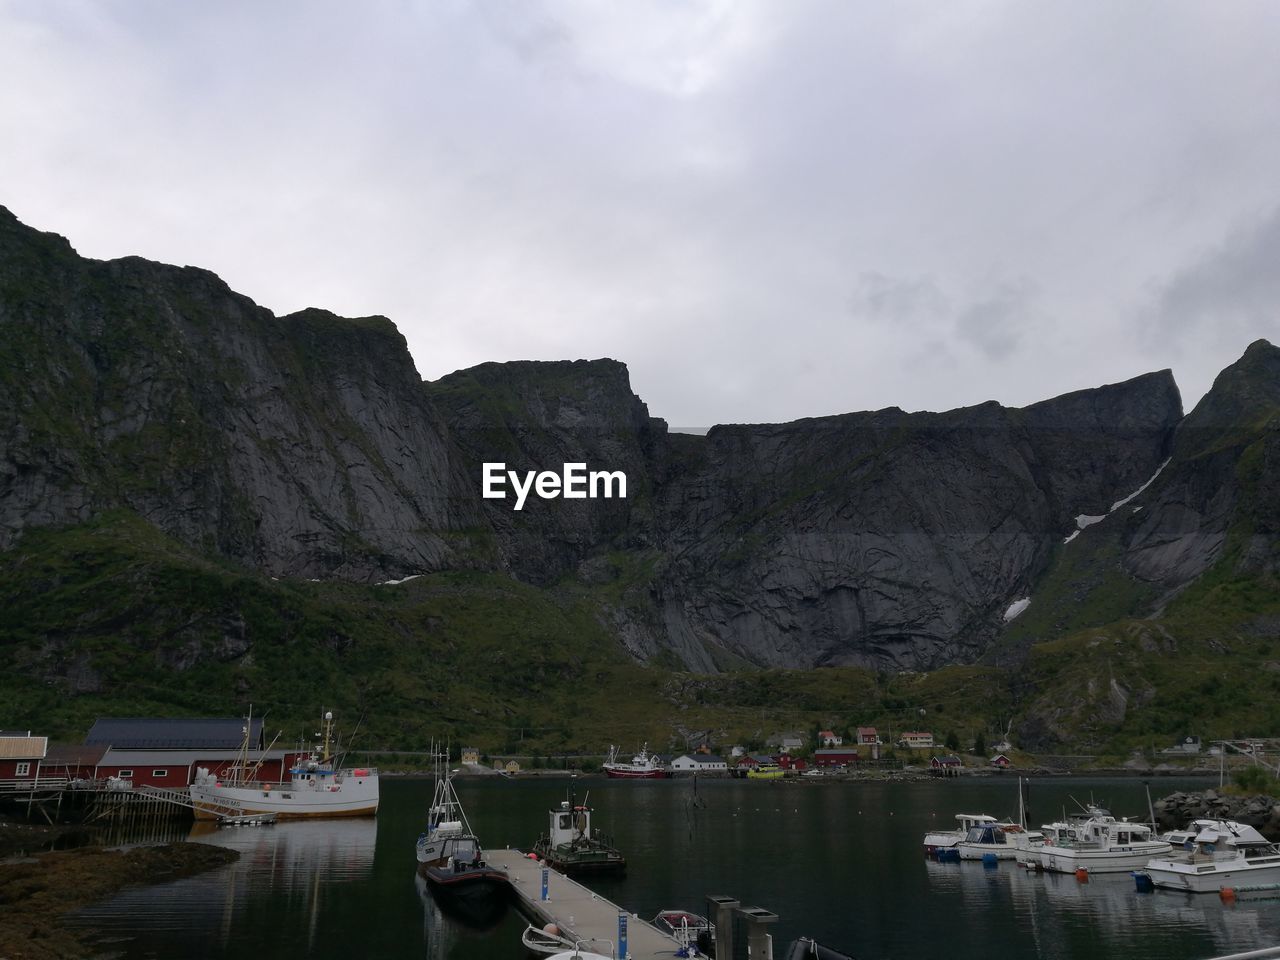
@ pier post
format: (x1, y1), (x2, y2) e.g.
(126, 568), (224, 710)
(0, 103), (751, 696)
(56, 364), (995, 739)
(706, 895), (739, 960)
(541, 866), (549, 901)
(733, 908), (778, 960)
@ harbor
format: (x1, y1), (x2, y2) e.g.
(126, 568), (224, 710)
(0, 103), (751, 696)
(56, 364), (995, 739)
(35, 775), (1280, 960)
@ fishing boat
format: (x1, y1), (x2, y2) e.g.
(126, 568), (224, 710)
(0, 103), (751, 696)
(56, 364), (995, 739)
(532, 795), (626, 875)
(416, 749), (472, 868)
(602, 743), (670, 779)
(923, 814), (1000, 855)
(1143, 819), (1280, 893)
(420, 836), (510, 915)
(189, 710), (378, 820)
(1038, 807), (1170, 874)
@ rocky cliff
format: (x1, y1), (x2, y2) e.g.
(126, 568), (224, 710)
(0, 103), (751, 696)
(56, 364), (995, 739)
(5, 206), (1276, 679)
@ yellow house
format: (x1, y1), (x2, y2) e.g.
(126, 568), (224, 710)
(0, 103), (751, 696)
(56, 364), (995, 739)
(504, 759), (521, 774)
(461, 746), (480, 764)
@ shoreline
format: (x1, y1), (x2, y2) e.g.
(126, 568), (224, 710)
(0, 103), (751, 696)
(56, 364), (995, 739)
(0, 842), (238, 960)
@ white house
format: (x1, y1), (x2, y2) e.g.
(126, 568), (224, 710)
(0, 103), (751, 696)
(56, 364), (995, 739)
(672, 754), (728, 772)
(819, 730), (843, 748)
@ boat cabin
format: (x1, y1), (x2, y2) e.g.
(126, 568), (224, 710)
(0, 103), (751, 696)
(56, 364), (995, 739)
(962, 824), (1013, 844)
(548, 799), (595, 848)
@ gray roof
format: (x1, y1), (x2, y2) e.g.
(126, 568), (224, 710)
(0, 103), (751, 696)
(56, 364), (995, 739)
(814, 748), (859, 756)
(694, 755), (726, 764)
(87, 717), (264, 750)
(99, 747), (292, 767)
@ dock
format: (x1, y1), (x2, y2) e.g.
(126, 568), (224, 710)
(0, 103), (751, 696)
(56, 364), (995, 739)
(487, 849), (683, 959)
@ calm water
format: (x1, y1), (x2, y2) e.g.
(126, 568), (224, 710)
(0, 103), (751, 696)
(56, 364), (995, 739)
(67, 775), (1280, 960)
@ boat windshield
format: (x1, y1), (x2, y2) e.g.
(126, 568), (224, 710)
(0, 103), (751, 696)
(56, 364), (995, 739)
(452, 839), (478, 861)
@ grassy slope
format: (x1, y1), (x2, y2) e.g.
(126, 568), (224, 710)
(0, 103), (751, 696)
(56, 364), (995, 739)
(0, 512), (1012, 757)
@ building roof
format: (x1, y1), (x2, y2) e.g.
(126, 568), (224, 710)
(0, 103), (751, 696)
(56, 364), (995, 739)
(98, 747), (293, 767)
(0, 735), (47, 759)
(818, 730), (837, 737)
(814, 748), (859, 756)
(900, 731), (932, 737)
(931, 755), (963, 764)
(693, 755), (725, 764)
(87, 717), (265, 750)
(856, 726), (877, 733)
(43, 743), (108, 766)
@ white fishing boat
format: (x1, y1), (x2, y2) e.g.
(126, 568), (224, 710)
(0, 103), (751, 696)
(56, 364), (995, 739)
(1144, 819), (1280, 893)
(190, 711), (378, 820)
(602, 743), (670, 779)
(1039, 807), (1170, 874)
(923, 814), (1000, 854)
(416, 749), (473, 869)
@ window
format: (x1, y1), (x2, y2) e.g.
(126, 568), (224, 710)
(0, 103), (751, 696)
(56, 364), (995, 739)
(119, 769), (134, 777)
(15, 762), (30, 776)
(152, 769), (168, 778)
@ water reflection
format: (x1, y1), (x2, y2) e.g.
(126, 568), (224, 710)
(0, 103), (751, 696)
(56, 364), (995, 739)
(926, 854), (1278, 959)
(70, 819), (377, 958)
(58, 778), (1280, 960)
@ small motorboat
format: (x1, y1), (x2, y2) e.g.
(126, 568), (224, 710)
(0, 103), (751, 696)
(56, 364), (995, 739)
(652, 909), (715, 955)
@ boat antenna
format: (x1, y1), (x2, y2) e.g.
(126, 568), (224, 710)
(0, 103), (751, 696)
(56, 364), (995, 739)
(337, 711), (366, 772)
(1144, 780), (1157, 830)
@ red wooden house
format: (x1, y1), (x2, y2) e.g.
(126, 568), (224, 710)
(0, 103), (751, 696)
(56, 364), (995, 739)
(0, 731), (47, 781)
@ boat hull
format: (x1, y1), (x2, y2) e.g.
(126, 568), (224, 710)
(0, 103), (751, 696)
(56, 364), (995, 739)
(602, 767), (669, 779)
(1040, 842), (1171, 875)
(190, 777), (379, 821)
(1145, 857), (1280, 893)
(958, 842), (1017, 860)
(422, 864), (511, 927)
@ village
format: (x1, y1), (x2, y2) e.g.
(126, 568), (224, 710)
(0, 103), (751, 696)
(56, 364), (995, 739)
(0, 719), (1023, 807)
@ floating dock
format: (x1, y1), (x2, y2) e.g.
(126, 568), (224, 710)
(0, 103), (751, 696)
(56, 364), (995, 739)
(487, 849), (682, 959)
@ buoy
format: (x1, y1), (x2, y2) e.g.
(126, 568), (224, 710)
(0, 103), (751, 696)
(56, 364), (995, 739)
(1220, 887), (1236, 903)
(1132, 872), (1154, 893)
(982, 853), (999, 868)
(527, 852), (538, 860)
(544, 923), (560, 936)
(1075, 868), (1089, 883)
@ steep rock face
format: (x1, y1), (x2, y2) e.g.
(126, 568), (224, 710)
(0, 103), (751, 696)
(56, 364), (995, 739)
(0, 207), (482, 579)
(425, 358), (667, 583)
(1124, 339), (1280, 586)
(4, 205), (1238, 675)
(647, 376), (1181, 670)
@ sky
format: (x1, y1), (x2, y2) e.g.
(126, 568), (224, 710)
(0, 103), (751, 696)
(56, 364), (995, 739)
(2, 1), (1278, 427)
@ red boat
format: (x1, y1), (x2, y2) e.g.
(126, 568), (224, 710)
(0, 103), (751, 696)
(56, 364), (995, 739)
(602, 743), (670, 779)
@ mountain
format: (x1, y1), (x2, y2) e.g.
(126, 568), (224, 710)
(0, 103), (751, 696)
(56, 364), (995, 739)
(1, 205), (1277, 753)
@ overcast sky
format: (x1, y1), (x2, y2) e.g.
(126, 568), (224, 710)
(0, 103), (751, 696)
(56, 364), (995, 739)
(2, 1), (1278, 426)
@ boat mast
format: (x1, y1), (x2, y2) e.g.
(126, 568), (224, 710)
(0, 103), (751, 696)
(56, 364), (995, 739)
(321, 710), (334, 762)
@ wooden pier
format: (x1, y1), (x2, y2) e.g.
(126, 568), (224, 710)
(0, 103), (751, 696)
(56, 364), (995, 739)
(487, 849), (684, 959)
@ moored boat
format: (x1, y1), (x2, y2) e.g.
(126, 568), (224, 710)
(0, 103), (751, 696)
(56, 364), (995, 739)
(1038, 808), (1170, 874)
(1143, 819), (1280, 893)
(956, 821), (1028, 860)
(189, 710), (378, 820)
(420, 836), (510, 917)
(533, 795), (626, 875)
(416, 749), (472, 869)
(923, 814), (999, 855)
(652, 909), (715, 956)
(602, 743), (670, 779)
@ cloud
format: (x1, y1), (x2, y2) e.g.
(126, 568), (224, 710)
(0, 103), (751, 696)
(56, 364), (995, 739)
(1149, 205), (1280, 344)
(2, 1), (1279, 425)
(955, 278), (1040, 361)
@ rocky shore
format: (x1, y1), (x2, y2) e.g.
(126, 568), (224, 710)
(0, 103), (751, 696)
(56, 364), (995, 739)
(0, 842), (238, 960)
(1154, 790), (1280, 840)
